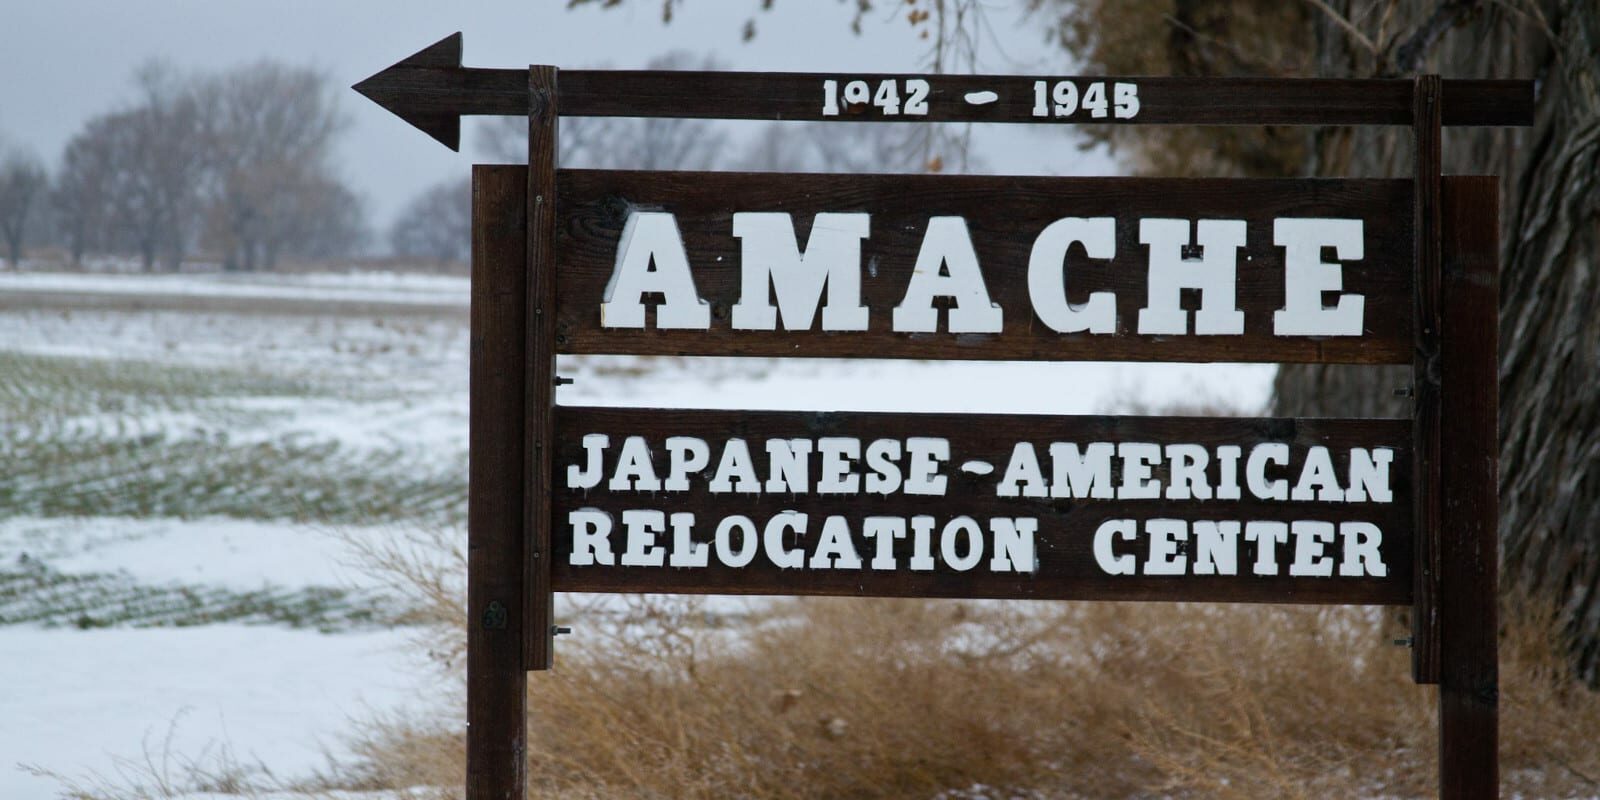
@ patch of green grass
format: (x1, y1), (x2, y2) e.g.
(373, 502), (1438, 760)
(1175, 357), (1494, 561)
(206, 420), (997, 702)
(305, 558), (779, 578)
(0, 351), (313, 425)
(0, 557), (403, 631)
(0, 351), (465, 524)
(2, 425), (464, 523)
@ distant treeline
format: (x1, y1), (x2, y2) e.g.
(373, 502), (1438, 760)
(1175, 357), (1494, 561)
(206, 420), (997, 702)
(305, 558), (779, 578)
(0, 61), (376, 272)
(0, 53), (974, 273)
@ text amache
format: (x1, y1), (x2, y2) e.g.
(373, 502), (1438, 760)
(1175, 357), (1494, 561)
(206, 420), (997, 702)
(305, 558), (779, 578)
(599, 212), (1366, 337)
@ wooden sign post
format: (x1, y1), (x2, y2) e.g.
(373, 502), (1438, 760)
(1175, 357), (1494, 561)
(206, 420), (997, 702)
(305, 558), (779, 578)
(358, 33), (1531, 800)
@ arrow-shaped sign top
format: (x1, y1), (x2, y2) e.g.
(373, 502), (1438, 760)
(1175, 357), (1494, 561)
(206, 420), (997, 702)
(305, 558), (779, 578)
(354, 33), (1533, 151)
(353, 33), (525, 151)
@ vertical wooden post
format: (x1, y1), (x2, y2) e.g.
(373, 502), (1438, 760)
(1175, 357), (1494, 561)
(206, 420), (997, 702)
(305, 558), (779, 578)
(1411, 74), (1443, 687)
(467, 165), (529, 800)
(1436, 176), (1500, 798)
(524, 66), (559, 672)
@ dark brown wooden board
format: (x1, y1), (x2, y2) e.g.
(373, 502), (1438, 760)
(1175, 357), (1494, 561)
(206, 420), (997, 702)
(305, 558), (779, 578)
(558, 73), (1531, 128)
(466, 165), (528, 800)
(552, 170), (1415, 364)
(1436, 176), (1499, 798)
(353, 36), (1534, 151)
(548, 407), (1413, 605)
(522, 67), (558, 672)
(1412, 76), (1444, 685)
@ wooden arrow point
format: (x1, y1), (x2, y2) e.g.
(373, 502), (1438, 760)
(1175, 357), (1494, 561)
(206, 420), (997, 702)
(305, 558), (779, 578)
(352, 32), (466, 150)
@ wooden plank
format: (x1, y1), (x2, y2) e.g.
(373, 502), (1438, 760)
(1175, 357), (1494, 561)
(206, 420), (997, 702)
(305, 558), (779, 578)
(523, 67), (558, 673)
(354, 38), (1535, 147)
(553, 171), (1415, 364)
(548, 407), (1413, 605)
(1436, 176), (1500, 798)
(1411, 76), (1444, 685)
(558, 73), (1531, 128)
(466, 165), (528, 800)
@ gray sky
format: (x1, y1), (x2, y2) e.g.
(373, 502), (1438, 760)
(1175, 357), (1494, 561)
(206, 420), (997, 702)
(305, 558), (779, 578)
(0, 0), (1115, 239)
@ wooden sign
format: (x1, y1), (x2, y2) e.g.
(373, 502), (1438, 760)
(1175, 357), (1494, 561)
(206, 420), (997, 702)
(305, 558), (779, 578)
(552, 408), (1412, 605)
(356, 34), (1533, 800)
(555, 172), (1413, 363)
(353, 33), (1532, 149)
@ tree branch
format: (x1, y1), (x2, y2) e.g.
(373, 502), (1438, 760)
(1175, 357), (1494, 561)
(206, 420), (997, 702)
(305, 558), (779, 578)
(1390, 0), (1480, 74)
(1301, 0), (1382, 58)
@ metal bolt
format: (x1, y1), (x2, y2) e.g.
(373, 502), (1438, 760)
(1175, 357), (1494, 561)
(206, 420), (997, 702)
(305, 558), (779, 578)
(1393, 637), (1414, 647)
(1394, 386), (1414, 398)
(482, 600), (508, 631)
(554, 375), (574, 387)
(552, 625), (572, 636)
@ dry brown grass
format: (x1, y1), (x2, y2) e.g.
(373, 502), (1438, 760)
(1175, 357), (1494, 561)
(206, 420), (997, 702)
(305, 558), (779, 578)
(320, 527), (1600, 800)
(53, 524), (1600, 799)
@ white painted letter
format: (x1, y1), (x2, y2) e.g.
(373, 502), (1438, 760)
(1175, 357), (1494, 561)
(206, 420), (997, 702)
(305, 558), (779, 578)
(1137, 218), (1246, 335)
(620, 509), (667, 567)
(609, 436), (661, 492)
(765, 439), (814, 494)
(1166, 444), (1212, 500)
(1291, 446), (1344, 502)
(714, 515), (758, 568)
(1144, 518), (1189, 575)
(1346, 448), (1394, 503)
(709, 439), (760, 494)
(1118, 442), (1163, 499)
(732, 212), (870, 331)
(864, 439), (903, 495)
(816, 437), (861, 494)
(1050, 442), (1115, 499)
(941, 516), (984, 571)
(989, 517), (1037, 573)
(1339, 521), (1386, 577)
(810, 515), (863, 569)
(1273, 218), (1365, 336)
(997, 442), (1048, 498)
(1193, 520), (1240, 575)
(668, 512), (708, 567)
(893, 217), (1003, 333)
(1244, 520), (1289, 576)
(568, 509), (615, 566)
(1246, 443), (1290, 500)
(763, 512), (807, 569)
(1027, 217), (1117, 334)
(1093, 518), (1137, 575)
(1289, 520), (1336, 576)
(905, 437), (949, 496)
(664, 437), (710, 492)
(863, 516), (906, 570)
(567, 433), (609, 490)
(602, 212), (710, 329)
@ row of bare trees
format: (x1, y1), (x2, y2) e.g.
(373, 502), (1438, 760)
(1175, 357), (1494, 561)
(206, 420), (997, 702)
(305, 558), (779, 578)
(0, 60), (364, 272)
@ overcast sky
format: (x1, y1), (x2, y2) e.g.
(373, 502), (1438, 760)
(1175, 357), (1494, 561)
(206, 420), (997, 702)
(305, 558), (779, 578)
(0, 0), (1116, 238)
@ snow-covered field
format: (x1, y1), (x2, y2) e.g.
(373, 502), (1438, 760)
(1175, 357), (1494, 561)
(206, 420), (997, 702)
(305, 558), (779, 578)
(0, 271), (1273, 799)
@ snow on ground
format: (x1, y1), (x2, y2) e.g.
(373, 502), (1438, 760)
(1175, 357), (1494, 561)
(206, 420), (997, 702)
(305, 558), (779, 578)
(0, 270), (468, 307)
(561, 355), (1273, 416)
(0, 626), (438, 800)
(0, 516), (395, 591)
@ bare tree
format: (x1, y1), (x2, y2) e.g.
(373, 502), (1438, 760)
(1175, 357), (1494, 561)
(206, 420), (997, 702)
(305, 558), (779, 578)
(128, 63), (211, 270)
(52, 116), (122, 266)
(0, 144), (47, 268)
(200, 62), (363, 270)
(389, 176), (471, 267)
(61, 63), (214, 272)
